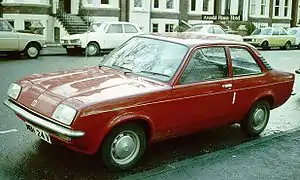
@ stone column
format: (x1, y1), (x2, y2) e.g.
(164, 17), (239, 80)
(291, 0), (299, 27)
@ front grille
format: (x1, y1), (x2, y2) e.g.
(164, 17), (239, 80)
(63, 40), (69, 44)
(243, 39), (252, 42)
(70, 40), (77, 43)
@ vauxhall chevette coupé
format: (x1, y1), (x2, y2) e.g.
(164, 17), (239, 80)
(4, 33), (295, 171)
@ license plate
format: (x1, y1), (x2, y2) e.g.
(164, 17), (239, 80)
(25, 123), (52, 144)
(67, 46), (74, 48)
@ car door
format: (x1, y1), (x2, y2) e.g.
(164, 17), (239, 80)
(0, 19), (18, 51)
(270, 28), (280, 47)
(229, 46), (266, 121)
(123, 24), (140, 42)
(170, 46), (235, 136)
(105, 24), (124, 49)
(279, 28), (292, 46)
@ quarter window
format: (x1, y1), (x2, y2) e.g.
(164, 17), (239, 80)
(272, 29), (280, 35)
(165, 24), (174, 32)
(213, 26), (226, 34)
(230, 48), (262, 76)
(180, 47), (228, 85)
(107, 24), (123, 33)
(124, 24), (138, 33)
(0, 20), (11, 31)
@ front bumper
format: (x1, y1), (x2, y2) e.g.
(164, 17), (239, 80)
(3, 99), (85, 138)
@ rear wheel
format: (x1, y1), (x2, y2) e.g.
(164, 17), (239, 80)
(100, 123), (146, 172)
(25, 43), (40, 59)
(241, 100), (270, 137)
(261, 41), (269, 50)
(284, 41), (291, 50)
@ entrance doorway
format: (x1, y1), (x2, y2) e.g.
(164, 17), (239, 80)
(59, 0), (71, 13)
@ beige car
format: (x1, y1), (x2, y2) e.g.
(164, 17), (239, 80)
(0, 18), (46, 58)
(243, 27), (296, 50)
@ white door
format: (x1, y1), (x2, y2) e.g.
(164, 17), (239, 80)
(0, 20), (18, 51)
(104, 24), (124, 49)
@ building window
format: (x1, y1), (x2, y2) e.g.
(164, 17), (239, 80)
(203, 0), (209, 12)
(154, 0), (159, 8)
(152, 23), (158, 32)
(260, 0), (266, 15)
(165, 24), (174, 32)
(24, 21), (31, 30)
(284, 0), (289, 16)
(250, 0), (256, 15)
(274, 0), (280, 16)
(191, 0), (196, 11)
(134, 0), (142, 7)
(166, 0), (174, 9)
(101, 0), (109, 4)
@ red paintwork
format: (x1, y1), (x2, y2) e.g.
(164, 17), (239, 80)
(13, 35), (295, 154)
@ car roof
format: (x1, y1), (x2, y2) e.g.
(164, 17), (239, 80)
(138, 32), (246, 47)
(92, 21), (138, 25)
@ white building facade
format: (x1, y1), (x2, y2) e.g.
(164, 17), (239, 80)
(0, 0), (297, 42)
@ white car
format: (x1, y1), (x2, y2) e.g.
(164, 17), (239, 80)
(0, 18), (45, 59)
(287, 27), (300, 48)
(186, 24), (243, 42)
(61, 22), (143, 56)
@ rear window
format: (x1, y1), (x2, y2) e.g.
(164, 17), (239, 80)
(287, 29), (297, 35)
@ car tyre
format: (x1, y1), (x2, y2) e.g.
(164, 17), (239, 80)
(284, 41), (291, 50)
(85, 42), (100, 56)
(241, 100), (270, 137)
(25, 43), (40, 59)
(100, 123), (146, 172)
(261, 41), (269, 50)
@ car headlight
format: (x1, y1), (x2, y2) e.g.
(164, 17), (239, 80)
(52, 104), (77, 125)
(7, 83), (21, 100)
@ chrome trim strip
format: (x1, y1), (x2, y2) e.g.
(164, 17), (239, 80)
(3, 100), (85, 138)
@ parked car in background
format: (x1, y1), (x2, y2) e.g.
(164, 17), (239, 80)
(4, 33), (295, 172)
(185, 24), (243, 42)
(243, 27), (296, 50)
(0, 18), (46, 59)
(287, 27), (300, 48)
(61, 22), (142, 56)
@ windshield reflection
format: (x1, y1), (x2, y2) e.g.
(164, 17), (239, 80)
(101, 37), (189, 82)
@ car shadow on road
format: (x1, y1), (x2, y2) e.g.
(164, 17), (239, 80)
(10, 124), (257, 180)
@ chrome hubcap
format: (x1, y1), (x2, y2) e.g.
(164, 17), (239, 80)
(252, 106), (267, 130)
(28, 47), (38, 57)
(111, 130), (140, 165)
(87, 44), (97, 55)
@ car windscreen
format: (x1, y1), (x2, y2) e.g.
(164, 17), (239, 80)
(287, 29), (297, 35)
(100, 37), (189, 82)
(251, 28), (272, 35)
(186, 26), (204, 32)
(87, 23), (107, 32)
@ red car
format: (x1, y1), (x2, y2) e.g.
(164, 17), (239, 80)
(4, 33), (295, 171)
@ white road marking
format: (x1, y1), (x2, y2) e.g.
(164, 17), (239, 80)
(0, 129), (18, 134)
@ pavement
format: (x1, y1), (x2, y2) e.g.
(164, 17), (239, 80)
(122, 128), (300, 180)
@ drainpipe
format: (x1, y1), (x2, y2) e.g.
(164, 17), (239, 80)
(291, 0), (299, 27)
(0, 0), (3, 18)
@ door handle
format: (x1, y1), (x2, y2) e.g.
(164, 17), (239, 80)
(222, 83), (232, 89)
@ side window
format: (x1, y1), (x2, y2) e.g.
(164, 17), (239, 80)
(179, 47), (228, 85)
(0, 20), (12, 32)
(272, 29), (280, 35)
(107, 24), (123, 33)
(213, 27), (226, 34)
(124, 24), (138, 33)
(280, 29), (287, 35)
(207, 27), (214, 33)
(230, 47), (262, 76)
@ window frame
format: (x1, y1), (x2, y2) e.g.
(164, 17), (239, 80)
(174, 45), (231, 86)
(250, 0), (256, 15)
(228, 46), (264, 78)
(165, 24), (174, 32)
(134, 0), (143, 7)
(166, 0), (174, 9)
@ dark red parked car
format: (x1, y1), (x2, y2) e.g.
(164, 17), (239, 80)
(4, 33), (295, 171)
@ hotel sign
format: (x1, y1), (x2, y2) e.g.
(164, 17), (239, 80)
(202, 15), (241, 21)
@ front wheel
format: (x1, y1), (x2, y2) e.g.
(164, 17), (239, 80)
(241, 100), (270, 137)
(85, 42), (100, 56)
(100, 123), (146, 172)
(25, 43), (40, 59)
